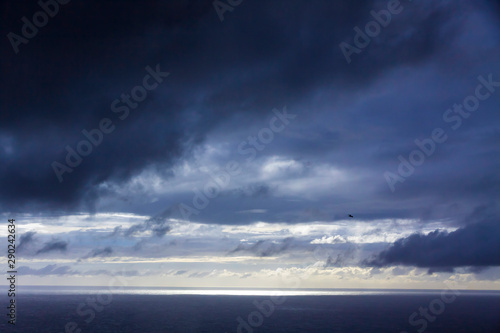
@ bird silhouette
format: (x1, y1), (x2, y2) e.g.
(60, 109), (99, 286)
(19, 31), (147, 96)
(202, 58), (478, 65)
(349, 214), (353, 218)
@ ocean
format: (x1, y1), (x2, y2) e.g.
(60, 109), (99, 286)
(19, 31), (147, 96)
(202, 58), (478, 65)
(1, 287), (500, 332)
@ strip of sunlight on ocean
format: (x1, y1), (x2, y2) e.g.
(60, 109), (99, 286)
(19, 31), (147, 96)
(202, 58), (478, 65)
(15, 286), (500, 296)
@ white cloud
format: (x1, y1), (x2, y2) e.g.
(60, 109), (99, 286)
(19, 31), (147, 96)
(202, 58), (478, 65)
(311, 235), (347, 244)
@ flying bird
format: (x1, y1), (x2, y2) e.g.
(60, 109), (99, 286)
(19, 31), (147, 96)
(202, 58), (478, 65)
(349, 214), (353, 218)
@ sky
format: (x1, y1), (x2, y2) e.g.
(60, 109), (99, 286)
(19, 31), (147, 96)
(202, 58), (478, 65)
(1, 0), (500, 290)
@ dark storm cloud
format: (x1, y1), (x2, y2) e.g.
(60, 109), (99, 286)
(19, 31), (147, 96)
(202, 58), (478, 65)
(0, 1), (214, 212)
(229, 237), (295, 257)
(364, 216), (500, 270)
(36, 240), (68, 255)
(0, 0), (461, 214)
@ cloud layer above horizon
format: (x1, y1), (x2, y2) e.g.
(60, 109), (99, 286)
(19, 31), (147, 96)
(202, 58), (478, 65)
(1, 0), (500, 288)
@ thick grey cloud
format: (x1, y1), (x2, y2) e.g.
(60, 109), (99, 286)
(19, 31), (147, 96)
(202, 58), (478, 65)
(0, 0), (465, 214)
(365, 216), (500, 270)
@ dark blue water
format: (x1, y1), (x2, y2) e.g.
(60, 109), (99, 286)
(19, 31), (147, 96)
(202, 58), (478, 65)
(1, 291), (500, 332)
